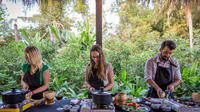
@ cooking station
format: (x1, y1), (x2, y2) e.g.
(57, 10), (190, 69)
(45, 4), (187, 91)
(142, 97), (200, 112)
(1, 87), (200, 112)
(163, 98), (200, 112)
(0, 99), (31, 112)
(0, 87), (31, 112)
(79, 99), (115, 112)
(1, 97), (200, 112)
(67, 87), (116, 112)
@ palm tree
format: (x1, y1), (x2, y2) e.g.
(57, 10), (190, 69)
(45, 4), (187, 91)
(155, 0), (200, 49)
(184, 0), (194, 49)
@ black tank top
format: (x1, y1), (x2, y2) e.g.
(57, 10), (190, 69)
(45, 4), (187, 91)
(23, 69), (48, 99)
(88, 68), (104, 90)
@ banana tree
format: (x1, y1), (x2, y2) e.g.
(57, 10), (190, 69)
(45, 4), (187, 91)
(65, 19), (96, 50)
(20, 29), (42, 46)
(49, 21), (63, 47)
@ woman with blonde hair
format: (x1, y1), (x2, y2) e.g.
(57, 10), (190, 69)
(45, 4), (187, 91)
(85, 44), (114, 93)
(21, 46), (50, 99)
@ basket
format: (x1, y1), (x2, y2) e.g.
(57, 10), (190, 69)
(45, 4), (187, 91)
(43, 91), (56, 100)
(192, 92), (200, 102)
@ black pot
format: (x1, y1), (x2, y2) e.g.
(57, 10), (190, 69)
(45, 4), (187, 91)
(0, 87), (30, 104)
(92, 87), (117, 105)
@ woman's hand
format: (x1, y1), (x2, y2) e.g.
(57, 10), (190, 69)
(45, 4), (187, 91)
(89, 87), (95, 92)
(21, 81), (29, 90)
(26, 91), (33, 99)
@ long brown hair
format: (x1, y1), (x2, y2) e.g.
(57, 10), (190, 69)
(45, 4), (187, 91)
(89, 44), (106, 80)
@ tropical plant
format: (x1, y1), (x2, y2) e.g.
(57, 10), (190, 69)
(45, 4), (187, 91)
(174, 61), (200, 97)
(0, 6), (11, 39)
(112, 70), (148, 97)
(20, 29), (42, 46)
(66, 19), (96, 50)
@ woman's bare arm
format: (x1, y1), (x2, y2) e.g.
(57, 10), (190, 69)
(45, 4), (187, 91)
(104, 69), (114, 91)
(32, 70), (50, 94)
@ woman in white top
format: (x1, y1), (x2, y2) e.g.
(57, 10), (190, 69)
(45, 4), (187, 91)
(85, 44), (114, 92)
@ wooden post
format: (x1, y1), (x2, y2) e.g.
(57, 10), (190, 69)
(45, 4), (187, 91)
(96, 0), (102, 47)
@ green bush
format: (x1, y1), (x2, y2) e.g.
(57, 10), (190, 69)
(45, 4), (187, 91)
(0, 40), (26, 90)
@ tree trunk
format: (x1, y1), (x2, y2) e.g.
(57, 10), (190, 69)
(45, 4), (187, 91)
(185, 1), (193, 49)
(49, 28), (56, 43)
(167, 10), (170, 26)
(14, 24), (20, 41)
(167, 0), (175, 27)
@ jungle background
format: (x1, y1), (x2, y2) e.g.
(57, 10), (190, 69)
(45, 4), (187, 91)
(0, 0), (200, 98)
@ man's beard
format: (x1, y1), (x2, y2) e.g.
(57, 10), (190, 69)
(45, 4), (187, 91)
(160, 53), (169, 61)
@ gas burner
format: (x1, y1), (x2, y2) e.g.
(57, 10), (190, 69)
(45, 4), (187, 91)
(0, 99), (31, 112)
(2, 101), (26, 109)
(80, 99), (115, 112)
(92, 103), (114, 110)
(91, 102), (115, 112)
(6, 104), (19, 108)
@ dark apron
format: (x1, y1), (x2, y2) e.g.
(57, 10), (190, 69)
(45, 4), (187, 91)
(87, 68), (104, 98)
(147, 62), (174, 98)
(88, 68), (104, 90)
(23, 69), (48, 100)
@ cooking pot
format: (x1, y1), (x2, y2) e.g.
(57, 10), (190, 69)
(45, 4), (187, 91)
(0, 87), (30, 104)
(92, 87), (117, 105)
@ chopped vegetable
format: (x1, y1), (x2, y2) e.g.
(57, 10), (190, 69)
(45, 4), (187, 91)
(126, 102), (141, 108)
(161, 92), (165, 98)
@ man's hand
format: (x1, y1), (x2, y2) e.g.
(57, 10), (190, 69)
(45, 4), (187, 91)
(156, 88), (163, 98)
(167, 84), (174, 93)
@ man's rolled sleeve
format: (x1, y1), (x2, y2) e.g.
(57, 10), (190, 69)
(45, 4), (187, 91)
(174, 61), (182, 81)
(144, 59), (153, 81)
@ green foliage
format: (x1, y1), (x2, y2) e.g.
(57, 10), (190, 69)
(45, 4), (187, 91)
(106, 31), (200, 97)
(0, 6), (12, 39)
(0, 40), (26, 91)
(174, 61), (200, 97)
(20, 29), (44, 46)
(65, 19), (96, 50)
(112, 70), (148, 97)
(46, 19), (95, 98)
(49, 21), (62, 46)
(73, 0), (88, 14)
(0, 13), (3, 21)
(0, 72), (17, 91)
(1, 0), (200, 99)
(20, 29), (32, 46)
